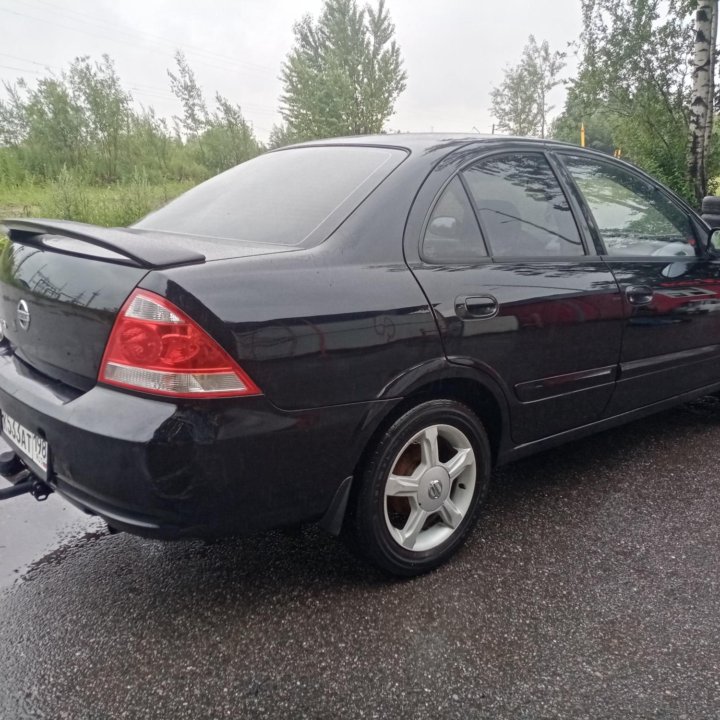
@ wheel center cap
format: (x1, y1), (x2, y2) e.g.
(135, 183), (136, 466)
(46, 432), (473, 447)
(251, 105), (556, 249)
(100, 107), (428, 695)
(417, 466), (451, 512)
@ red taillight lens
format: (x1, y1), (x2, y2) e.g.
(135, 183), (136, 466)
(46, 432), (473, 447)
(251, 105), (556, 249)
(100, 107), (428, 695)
(99, 290), (260, 398)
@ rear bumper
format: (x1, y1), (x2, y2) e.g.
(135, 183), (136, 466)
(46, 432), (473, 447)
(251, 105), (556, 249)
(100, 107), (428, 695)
(0, 350), (392, 538)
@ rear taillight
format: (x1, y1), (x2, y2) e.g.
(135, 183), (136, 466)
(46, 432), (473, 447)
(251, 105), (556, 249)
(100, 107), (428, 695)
(99, 290), (260, 398)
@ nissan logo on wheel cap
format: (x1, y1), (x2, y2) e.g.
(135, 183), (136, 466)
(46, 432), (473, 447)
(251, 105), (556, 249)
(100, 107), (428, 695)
(428, 479), (443, 500)
(17, 299), (30, 331)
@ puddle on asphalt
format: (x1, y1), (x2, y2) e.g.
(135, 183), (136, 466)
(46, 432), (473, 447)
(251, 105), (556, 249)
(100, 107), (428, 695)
(0, 493), (103, 591)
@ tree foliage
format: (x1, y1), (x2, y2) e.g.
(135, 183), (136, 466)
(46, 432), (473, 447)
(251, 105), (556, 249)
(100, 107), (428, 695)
(0, 54), (263, 188)
(166, 52), (262, 174)
(267, 122), (296, 149)
(279, 0), (407, 141)
(490, 36), (565, 138)
(168, 50), (208, 143)
(552, 0), (703, 201)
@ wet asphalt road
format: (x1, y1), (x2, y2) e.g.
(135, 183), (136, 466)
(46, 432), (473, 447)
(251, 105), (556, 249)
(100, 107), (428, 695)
(2, 400), (720, 719)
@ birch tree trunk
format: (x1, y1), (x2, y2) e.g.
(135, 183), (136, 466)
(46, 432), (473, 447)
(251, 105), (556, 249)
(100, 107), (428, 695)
(703, 2), (718, 158)
(689, 0), (718, 204)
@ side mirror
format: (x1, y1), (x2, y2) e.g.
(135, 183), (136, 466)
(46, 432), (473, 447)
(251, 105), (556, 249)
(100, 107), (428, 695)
(708, 227), (720, 254)
(428, 216), (459, 238)
(702, 198), (720, 256)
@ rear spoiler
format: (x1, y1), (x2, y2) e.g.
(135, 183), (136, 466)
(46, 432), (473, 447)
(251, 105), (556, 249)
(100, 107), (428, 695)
(2, 218), (205, 269)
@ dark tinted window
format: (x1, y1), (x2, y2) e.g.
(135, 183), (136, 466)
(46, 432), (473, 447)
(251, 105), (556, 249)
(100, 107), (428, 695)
(562, 155), (697, 257)
(422, 177), (487, 262)
(135, 146), (406, 246)
(462, 153), (584, 257)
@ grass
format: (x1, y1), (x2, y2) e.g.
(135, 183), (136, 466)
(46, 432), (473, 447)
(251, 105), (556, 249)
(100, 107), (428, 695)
(0, 174), (195, 228)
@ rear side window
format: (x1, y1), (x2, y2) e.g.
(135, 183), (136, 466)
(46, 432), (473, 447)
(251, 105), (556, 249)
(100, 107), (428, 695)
(462, 153), (585, 257)
(561, 155), (698, 257)
(135, 146), (406, 246)
(422, 177), (487, 263)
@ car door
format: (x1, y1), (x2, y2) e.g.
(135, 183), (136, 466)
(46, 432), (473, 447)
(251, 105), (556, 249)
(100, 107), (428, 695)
(406, 148), (625, 445)
(557, 151), (720, 413)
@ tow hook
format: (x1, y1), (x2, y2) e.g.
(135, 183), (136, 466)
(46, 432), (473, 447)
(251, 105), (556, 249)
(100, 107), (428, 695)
(29, 478), (52, 501)
(0, 450), (53, 502)
(0, 474), (53, 502)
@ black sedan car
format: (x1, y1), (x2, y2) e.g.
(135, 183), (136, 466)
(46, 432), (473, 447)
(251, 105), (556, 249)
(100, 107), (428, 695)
(1, 134), (719, 576)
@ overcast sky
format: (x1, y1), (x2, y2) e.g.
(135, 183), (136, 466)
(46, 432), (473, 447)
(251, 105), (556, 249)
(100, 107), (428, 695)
(0, 0), (582, 142)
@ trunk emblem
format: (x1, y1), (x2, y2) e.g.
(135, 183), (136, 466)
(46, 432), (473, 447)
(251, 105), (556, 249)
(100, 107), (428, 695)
(17, 300), (30, 331)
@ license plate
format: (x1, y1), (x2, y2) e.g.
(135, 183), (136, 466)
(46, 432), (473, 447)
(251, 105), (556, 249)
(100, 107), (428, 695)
(1, 412), (48, 477)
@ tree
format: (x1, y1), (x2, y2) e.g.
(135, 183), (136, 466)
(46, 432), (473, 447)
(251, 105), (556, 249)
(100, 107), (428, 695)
(167, 53), (262, 174)
(552, 0), (699, 201)
(551, 86), (615, 153)
(0, 52), (263, 188)
(279, 0), (407, 140)
(202, 93), (263, 173)
(0, 82), (28, 147)
(267, 122), (295, 149)
(689, 0), (718, 203)
(68, 55), (132, 182)
(11, 75), (87, 178)
(490, 36), (565, 138)
(167, 51), (208, 142)
(1, 57), (155, 183)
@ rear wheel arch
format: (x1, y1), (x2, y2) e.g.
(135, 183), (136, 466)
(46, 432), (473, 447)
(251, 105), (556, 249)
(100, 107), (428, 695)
(320, 368), (509, 538)
(364, 368), (508, 466)
(393, 377), (504, 464)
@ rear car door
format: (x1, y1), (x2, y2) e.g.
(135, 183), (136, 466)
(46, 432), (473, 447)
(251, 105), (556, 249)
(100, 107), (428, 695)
(557, 152), (720, 413)
(406, 148), (624, 445)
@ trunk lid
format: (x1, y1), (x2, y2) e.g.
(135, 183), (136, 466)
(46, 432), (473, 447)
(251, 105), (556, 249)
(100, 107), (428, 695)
(0, 219), (296, 390)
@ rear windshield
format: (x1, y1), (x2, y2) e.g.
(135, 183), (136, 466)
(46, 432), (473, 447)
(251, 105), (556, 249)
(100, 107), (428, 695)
(135, 145), (406, 246)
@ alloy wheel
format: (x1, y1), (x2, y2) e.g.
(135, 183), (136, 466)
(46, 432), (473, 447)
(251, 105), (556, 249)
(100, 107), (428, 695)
(383, 423), (476, 552)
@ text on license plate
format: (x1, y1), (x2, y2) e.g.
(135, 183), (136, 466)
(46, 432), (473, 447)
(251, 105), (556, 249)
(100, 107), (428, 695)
(1, 413), (48, 473)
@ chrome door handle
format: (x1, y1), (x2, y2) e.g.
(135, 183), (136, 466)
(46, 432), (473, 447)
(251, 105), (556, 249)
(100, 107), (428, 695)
(625, 285), (654, 306)
(455, 295), (499, 319)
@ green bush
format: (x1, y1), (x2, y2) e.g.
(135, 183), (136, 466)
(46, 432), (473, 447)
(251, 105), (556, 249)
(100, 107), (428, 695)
(47, 166), (91, 221)
(0, 174), (193, 227)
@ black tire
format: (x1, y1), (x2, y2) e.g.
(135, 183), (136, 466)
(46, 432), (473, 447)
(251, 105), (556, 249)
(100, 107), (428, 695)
(345, 399), (491, 577)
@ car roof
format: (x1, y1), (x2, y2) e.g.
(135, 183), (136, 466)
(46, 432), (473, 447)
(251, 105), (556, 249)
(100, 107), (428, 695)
(288, 132), (580, 154)
(275, 133), (703, 231)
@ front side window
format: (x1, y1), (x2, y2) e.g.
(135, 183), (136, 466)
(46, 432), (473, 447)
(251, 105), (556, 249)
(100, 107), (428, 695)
(561, 155), (697, 257)
(461, 153), (584, 258)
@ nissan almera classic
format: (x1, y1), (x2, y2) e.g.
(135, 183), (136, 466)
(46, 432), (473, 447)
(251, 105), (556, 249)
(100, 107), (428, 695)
(2, 134), (719, 576)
